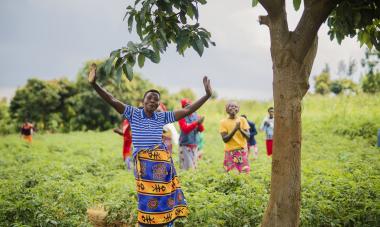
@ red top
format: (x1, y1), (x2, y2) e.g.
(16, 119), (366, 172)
(178, 118), (204, 134)
(122, 119), (132, 160)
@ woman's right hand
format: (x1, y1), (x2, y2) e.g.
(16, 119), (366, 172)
(88, 63), (97, 84)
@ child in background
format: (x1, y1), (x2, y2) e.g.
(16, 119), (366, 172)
(113, 119), (132, 170)
(220, 102), (251, 173)
(260, 107), (274, 156)
(241, 114), (258, 159)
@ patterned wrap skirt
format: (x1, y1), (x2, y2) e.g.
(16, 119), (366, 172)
(134, 144), (189, 225)
(223, 147), (250, 173)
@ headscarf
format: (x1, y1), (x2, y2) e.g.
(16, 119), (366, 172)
(181, 98), (192, 108)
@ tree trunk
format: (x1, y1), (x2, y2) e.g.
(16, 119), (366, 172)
(261, 36), (318, 227)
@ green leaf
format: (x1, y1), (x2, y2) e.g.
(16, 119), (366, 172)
(123, 63), (133, 81)
(115, 66), (123, 85)
(142, 49), (160, 63)
(293, 0), (301, 11)
(127, 41), (137, 52)
(252, 0), (259, 7)
(127, 15), (134, 33)
(138, 54), (145, 68)
(197, 0), (207, 4)
(110, 49), (121, 58)
(187, 4), (194, 19)
(179, 11), (187, 24)
(135, 15), (143, 39)
(192, 36), (204, 57)
(126, 54), (136, 66)
(114, 57), (124, 69)
(158, 28), (167, 41)
(201, 37), (209, 48)
(104, 58), (114, 76)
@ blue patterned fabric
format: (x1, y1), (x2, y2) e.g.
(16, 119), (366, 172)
(134, 145), (189, 225)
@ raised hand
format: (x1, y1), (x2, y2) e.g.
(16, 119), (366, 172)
(203, 76), (212, 97)
(88, 63), (97, 84)
(235, 121), (241, 130)
(197, 116), (205, 124)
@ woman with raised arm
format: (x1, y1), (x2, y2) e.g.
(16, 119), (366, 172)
(88, 64), (212, 227)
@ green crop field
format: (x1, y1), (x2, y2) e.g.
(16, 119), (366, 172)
(0, 94), (379, 226)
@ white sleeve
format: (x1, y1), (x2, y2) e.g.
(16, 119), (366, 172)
(167, 123), (179, 145)
(260, 117), (267, 131)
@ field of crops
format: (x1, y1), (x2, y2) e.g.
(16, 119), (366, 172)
(0, 94), (379, 226)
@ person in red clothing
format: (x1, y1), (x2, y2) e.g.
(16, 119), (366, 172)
(178, 98), (205, 170)
(113, 119), (132, 169)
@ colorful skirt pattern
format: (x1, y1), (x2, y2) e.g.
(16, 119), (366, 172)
(223, 147), (250, 173)
(134, 145), (189, 225)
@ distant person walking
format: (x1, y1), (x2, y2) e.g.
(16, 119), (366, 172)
(178, 98), (205, 170)
(260, 107), (274, 156)
(88, 63), (212, 226)
(114, 119), (133, 170)
(21, 119), (34, 143)
(220, 102), (251, 173)
(241, 115), (258, 159)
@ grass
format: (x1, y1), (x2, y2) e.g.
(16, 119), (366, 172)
(0, 94), (379, 226)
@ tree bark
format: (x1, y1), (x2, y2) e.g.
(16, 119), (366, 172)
(257, 1), (336, 226)
(261, 33), (318, 227)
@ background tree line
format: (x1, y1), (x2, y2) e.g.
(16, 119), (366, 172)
(0, 60), (199, 134)
(314, 48), (380, 95)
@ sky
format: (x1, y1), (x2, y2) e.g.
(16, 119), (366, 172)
(0, 0), (366, 101)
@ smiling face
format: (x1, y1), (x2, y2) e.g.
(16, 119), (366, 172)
(143, 91), (160, 113)
(226, 102), (239, 117)
(268, 107), (274, 118)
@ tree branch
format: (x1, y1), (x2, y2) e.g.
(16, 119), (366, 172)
(258, 0), (284, 17)
(292, 0), (340, 61)
(258, 15), (270, 27)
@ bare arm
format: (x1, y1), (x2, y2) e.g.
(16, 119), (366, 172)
(239, 128), (250, 140)
(88, 64), (126, 114)
(220, 122), (239, 143)
(113, 128), (124, 136)
(174, 76), (212, 121)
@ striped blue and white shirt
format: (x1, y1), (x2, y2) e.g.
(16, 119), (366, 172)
(122, 105), (176, 157)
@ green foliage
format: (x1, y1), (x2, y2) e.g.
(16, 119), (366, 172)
(0, 94), (379, 226)
(314, 72), (331, 95)
(361, 48), (380, 93)
(0, 99), (16, 134)
(293, 0), (302, 11)
(330, 79), (358, 95)
(104, 0), (215, 81)
(9, 78), (77, 132)
(335, 121), (379, 145)
(361, 72), (380, 94)
(327, 1), (380, 50)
